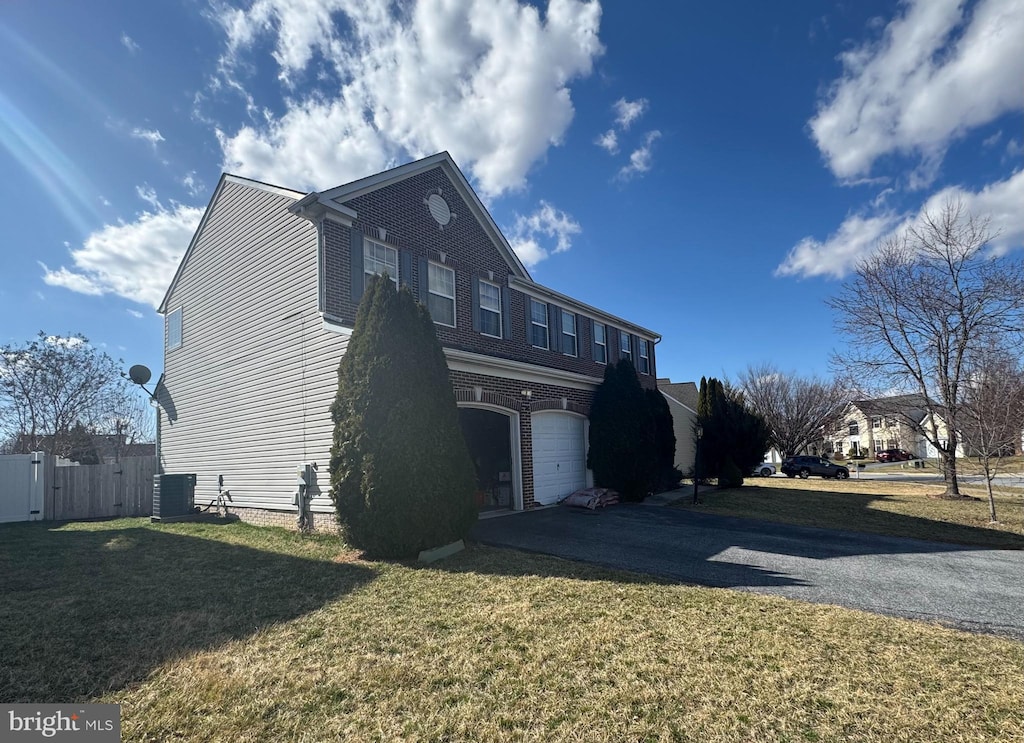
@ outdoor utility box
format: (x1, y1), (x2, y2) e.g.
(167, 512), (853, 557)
(152, 473), (197, 522)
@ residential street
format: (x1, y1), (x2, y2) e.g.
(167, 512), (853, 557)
(472, 504), (1024, 640)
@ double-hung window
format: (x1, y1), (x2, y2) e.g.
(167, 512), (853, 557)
(427, 262), (456, 326)
(561, 311), (577, 356)
(638, 339), (650, 374)
(166, 307), (182, 351)
(364, 239), (398, 289)
(620, 331), (632, 362)
(530, 299), (549, 349)
(593, 322), (607, 363)
(479, 281), (502, 337)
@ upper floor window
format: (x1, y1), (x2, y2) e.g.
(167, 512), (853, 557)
(593, 322), (607, 363)
(871, 416), (881, 429)
(561, 310), (577, 357)
(620, 331), (632, 362)
(530, 299), (549, 349)
(167, 307), (182, 351)
(638, 339), (650, 374)
(848, 421), (859, 436)
(364, 239), (398, 289)
(479, 280), (502, 337)
(427, 262), (455, 327)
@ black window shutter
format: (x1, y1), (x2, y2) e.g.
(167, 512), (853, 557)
(471, 276), (482, 332)
(501, 287), (512, 340)
(632, 334), (640, 368)
(608, 328), (619, 364)
(525, 298), (534, 343)
(350, 229), (364, 303)
(418, 258), (429, 304)
(590, 319), (598, 360)
(548, 303), (561, 353)
(400, 251), (412, 289)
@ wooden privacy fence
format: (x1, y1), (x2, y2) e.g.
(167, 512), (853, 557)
(50, 457), (157, 521)
(0, 454), (157, 522)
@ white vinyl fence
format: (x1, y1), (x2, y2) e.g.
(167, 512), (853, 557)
(0, 453), (46, 523)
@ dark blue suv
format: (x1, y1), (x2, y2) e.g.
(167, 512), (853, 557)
(781, 455), (850, 480)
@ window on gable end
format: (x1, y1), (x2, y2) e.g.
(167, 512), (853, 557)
(167, 307), (182, 351)
(427, 262), (456, 327)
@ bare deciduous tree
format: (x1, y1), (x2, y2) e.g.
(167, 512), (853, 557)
(958, 348), (1024, 522)
(828, 200), (1024, 497)
(738, 363), (850, 458)
(0, 332), (153, 459)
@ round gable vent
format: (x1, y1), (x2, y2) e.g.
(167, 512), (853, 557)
(426, 193), (452, 226)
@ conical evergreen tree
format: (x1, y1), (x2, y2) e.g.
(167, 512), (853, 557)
(330, 275), (477, 557)
(587, 359), (655, 500)
(645, 387), (681, 491)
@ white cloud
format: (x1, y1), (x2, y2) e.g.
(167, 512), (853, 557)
(135, 185), (161, 210)
(595, 129), (618, 154)
(613, 97), (648, 130)
(182, 171), (205, 197)
(121, 33), (140, 54)
(131, 127), (165, 146)
(617, 130), (661, 180)
(1006, 139), (1023, 158)
(126, 309), (145, 319)
(982, 130), (1003, 148)
(41, 199), (204, 307)
(809, 0), (1024, 184)
(507, 200), (582, 268)
(776, 169), (1024, 279)
(211, 0), (604, 197)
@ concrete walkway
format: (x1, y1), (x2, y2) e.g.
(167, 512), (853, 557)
(471, 501), (1024, 640)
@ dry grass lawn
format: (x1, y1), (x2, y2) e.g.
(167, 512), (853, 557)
(2, 518), (1023, 742)
(679, 476), (1024, 549)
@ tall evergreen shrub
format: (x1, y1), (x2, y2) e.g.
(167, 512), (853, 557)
(587, 360), (655, 500)
(645, 387), (682, 491)
(329, 275), (477, 557)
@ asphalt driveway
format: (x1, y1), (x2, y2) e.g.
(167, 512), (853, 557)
(471, 503), (1024, 640)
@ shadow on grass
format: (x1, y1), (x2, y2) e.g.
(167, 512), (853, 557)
(0, 521), (373, 703)
(688, 484), (1024, 550)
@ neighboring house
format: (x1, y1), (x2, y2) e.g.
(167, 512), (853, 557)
(822, 395), (965, 459)
(9, 433), (154, 464)
(657, 379), (697, 475)
(156, 152), (660, 529)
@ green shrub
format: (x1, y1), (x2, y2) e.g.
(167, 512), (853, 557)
(587, 360), (655, 501)
(718, 458), (744, 488)
(329, 275), (477, 557)
(645, 387), (683, 492)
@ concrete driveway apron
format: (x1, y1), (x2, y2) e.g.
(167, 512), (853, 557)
(472, 504), (1024, 640)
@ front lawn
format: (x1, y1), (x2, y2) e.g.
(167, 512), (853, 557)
(679, 477), (1024, 549)
(2, 519), (1022, 742)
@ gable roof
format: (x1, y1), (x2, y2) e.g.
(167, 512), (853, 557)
(157, 174), (305, 313)
(657, 379), (699, 412)
(296, 151), (531, 281)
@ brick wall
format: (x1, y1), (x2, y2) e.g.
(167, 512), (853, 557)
(321, 166), (658, 387)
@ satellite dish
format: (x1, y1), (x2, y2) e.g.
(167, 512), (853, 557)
(129, 364), (152, 385)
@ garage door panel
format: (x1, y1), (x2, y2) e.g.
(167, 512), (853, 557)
(531, 412), (587, 506)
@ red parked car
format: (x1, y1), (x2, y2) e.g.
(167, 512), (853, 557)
(876, 448), (913, 463)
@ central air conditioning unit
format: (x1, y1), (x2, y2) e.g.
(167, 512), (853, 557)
(152, 473), (197, 522)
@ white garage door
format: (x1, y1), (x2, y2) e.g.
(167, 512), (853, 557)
(531, 412), (588, 505)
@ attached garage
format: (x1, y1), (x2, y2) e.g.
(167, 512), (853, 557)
(531, 411), (589, 505)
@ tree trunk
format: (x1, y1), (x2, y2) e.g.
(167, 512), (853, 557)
(940, 451), (962, 497)
(985, 476), (997, 523)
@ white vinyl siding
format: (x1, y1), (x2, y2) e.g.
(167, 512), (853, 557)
(166, 307), (182, 351)
(364, 239), (398, 288)
(530, 299), (549, 349)
(561, 310), (577, 357)
(593, 322), (607, 363)
(158, 180), (348, 514)
(638, 339), (650, 374)
(428, 262), (456, 327)
(480, 280), (501, 337)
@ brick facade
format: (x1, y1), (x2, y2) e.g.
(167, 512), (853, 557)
(321, 166), (657, 388)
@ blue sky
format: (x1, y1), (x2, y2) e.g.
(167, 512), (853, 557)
(2, 0), (1022, 390)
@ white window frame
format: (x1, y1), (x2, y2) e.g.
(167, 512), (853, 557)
(593, 322), (607, 364)
(871, 416), (881, 429)
(530, 299), (549, 350)
(638, 339), (650, 374)
(364, 238), (398, 289)
(479, 280), (502, 338)
(166, 307), (182, 351)
(427, 261), (456, 328)
(561, 310), (577, 357)
(620, 330), (632, 361)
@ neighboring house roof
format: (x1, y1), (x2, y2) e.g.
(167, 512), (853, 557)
(848, 394), (930, 425)
(657, 379), (699, 413)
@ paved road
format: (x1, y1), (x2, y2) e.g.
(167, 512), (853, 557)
(472, 504), (1024, 640)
